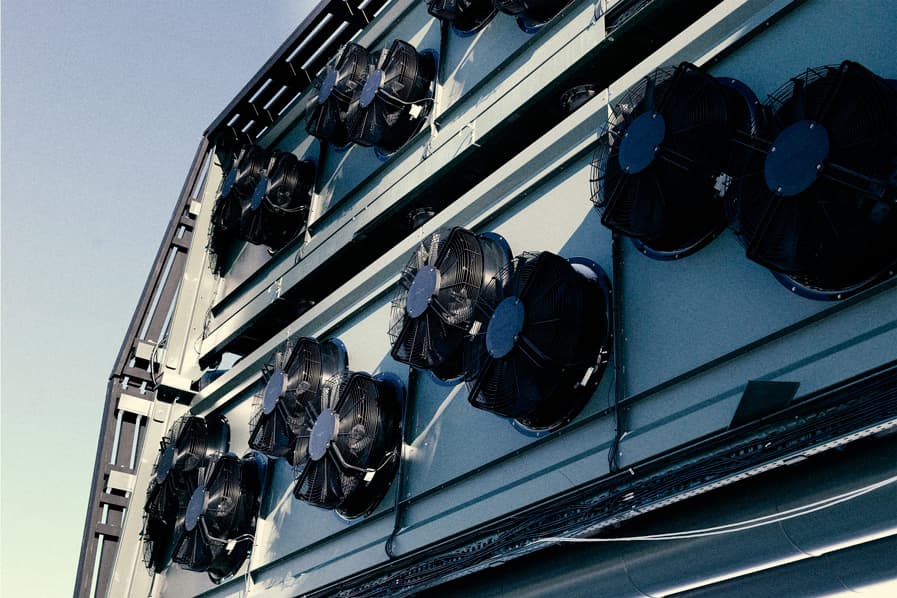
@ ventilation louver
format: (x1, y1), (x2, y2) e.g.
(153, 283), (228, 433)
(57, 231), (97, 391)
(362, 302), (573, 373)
(209, 145), (268, 271)
(427, 0), (498, 34)
(292, 372), (404, 519)
(495, 0), (571, 32)
(348, 40), (437, 155)
(725, 60), (897, 299)
(466, 251), (612, 432)
(388, 227), (513, 382)
(306, 43), (374, 148)
(172, 452), (266, 583)
(590, 62), (761, 260)
(239, 150), (315, 250)
(249, 337), (348, 465)
(142, 415), (230, 573)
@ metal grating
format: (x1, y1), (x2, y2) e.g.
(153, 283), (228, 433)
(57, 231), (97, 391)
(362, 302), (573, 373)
(205, 0), (391, 148)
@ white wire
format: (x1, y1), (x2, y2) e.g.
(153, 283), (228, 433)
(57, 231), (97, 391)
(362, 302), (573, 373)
(537, 473), (897, 544)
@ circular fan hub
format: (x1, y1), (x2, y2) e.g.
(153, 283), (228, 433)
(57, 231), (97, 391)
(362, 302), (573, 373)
(249, 177), (267, 210)
(764, 120), (830, 197)
(156, 444), (176, 482)
(220, 166), (237, 197)
(618, 111), (666, 175)
(184, 486), (206, 532)
(486, 297), (525, 359)
(309, 408), (338, 461)
(360, 70), (383, 108)
(318, 70), (338, 104)
(406, 265), (440, 318)
(262, 368), (287, 415)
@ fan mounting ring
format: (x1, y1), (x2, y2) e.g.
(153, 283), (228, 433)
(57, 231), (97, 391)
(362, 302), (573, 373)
(156, 444), (176, 482)
(309, 408), (338, 461)
(406, 265), (440, 318)
(486, 297), (525, 359)
(618, 111), (665, 174)
(764, 120), (829, 197)
(262, 368), (287, 415)
(360, 70), (383, 108)
(184, 486), (206, 532)
(318, 70), (338, 104)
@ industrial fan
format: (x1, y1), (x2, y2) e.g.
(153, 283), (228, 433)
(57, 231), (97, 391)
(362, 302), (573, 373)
(726, 60), (897, 299)
(466, 251), (612, 432)
(292, 371), (404, 519)
(142, 415), (230, 573)
(427, 0), (497, 34)
(590, 62), (762, 260)
(209, 145), (269, 270)
(348, 40), (437, 154)
(388, 227), (513, 382)
(495, 0), (571, 32)
(306, 43), (373, 148)
(172, 452), (266, 583)
(249, 337), (348, 465)
(239, 150), (315, 250)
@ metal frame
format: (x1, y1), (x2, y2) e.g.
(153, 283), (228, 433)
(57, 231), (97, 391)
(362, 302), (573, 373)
(75, 4), (403, 594)
(74, 139), (208, 598)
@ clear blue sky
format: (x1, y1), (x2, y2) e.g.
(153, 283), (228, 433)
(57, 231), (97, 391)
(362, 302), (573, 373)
(1, 2), (313, 595)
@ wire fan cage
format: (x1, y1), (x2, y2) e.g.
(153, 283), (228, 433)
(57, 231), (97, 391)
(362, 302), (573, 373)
(171, 453), (264, 584)
(466, 252), (612, 431)
(306, 43), (373, 147)
(248, 337), (346, 465)
(209, 144), (270, 270)
(590, 63), (760, 259)
(292, 372), (403, 519)
(388, 227), (512, 381)
(348, 40), (436, 153)
(725, 60), (897, 298)
(141, 415), (230, 573)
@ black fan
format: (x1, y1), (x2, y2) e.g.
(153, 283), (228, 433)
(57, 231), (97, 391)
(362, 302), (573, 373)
(427, 0), (497, 34)
(348, 40), (437, 154)
(590, 62), (762, 260)
(466, 251), (612, 432)
(306, 43), (373, 148)
(142, 415), (230, 573)
(239, 151), (316, 250)
(249, 337), (348, 465)
(292, 371), (404, 519)
(172, 452), (266, 584)
(209, 145), (269, 270)
(495, 0), (570, 32)
(726, 60), (897, 299)
(388, 227), (512, 382)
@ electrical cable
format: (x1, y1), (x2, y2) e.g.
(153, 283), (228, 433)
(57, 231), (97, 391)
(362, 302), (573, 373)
(536, 473), (897, 543)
